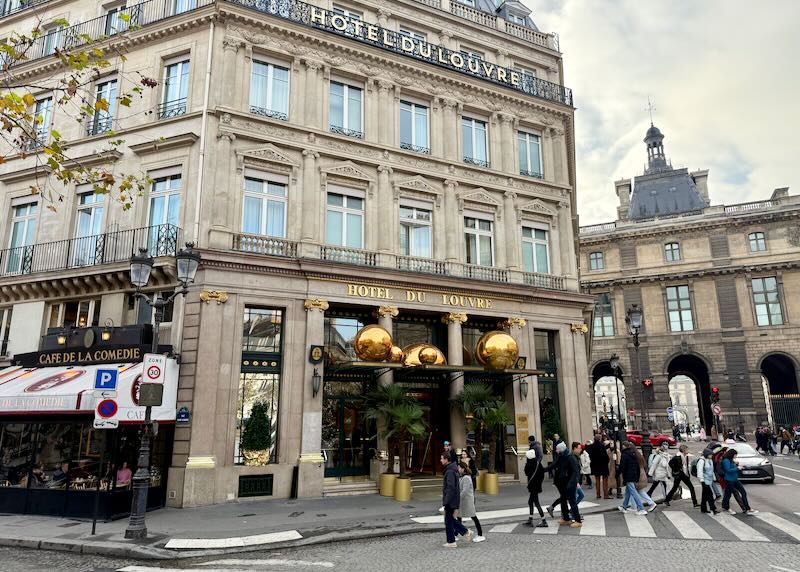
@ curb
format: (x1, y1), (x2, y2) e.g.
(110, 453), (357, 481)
(0, 501), (631, 560)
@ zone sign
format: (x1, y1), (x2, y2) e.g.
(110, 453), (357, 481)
(143, 353), (166, 384)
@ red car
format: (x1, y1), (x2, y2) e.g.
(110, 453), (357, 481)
(625, 431), (677, 447)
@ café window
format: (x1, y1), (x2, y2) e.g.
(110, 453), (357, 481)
(464, 216), (493, 267)
(521, 226), (549, 274)
(48, 299), (101, 329)
(399, 205), (432, 258)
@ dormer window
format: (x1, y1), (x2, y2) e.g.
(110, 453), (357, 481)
(507, 13), (526, 26)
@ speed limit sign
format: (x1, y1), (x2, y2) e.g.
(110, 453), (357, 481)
(143, 353), (166, 384)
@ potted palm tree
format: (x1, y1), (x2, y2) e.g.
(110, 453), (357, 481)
(385, 401), (427, 501)
(241, 401), (273, 466)
(482, 400), (513, 495)
(452, 382), (494, 490)
(365, 384), (415, 496)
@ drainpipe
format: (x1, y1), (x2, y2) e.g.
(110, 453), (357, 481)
(193, 21), (215, 244)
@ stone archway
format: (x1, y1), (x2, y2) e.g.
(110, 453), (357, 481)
(760, 353), (799, 395)
(592, 361), (627, 429)
(667, 354), (712, 433)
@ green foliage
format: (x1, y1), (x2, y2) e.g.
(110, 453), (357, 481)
(241, 401), (273, 453)
(365, 385), (427, 478)
(483, 400), (512, 474)
(452, 382), (495, 467)
(541, 402), (565, 448)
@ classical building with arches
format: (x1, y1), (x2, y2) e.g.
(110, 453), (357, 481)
(580, 122), (800, 433)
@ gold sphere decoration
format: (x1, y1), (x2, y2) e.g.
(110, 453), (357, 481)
(353, 324), (393, 361)
(403, 343), (447, 367)
(475, 331), (519, 370)
(388, 345), (405, 363)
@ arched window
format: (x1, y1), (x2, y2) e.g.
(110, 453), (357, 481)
(748, 232), (767, 252)
(589, 251), (604, 270)
(664, 242), (681, 262)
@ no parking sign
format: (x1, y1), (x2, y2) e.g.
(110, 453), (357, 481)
(143, 353), (166, 384)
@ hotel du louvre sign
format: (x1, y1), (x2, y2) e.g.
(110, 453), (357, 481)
(232, 0), (573, 106)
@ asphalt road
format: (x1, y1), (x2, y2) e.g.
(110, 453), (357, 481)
(2, 452), (799, 572)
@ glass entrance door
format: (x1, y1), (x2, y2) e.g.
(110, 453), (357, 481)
(322, 390), (375, 479)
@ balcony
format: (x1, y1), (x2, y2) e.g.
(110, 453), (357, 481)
(158, 98), (187, 119)
(464, 156), (490, 169)
(449, 1), (496, 28)
(330, 125), (364, 139)
(87, 116), (114, 137)
(0, 224), (180, 278)
(519, 169), (543, 179)
(231, 233), (571, 291)
(249, 105), (288, 121)
(0, 0), (50, 20)
(400, 142), (431, 155)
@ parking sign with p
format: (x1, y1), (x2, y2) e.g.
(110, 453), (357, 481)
(94, 369), (118, 391)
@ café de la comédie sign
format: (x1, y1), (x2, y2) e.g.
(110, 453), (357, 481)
(238, 0), (572, 106)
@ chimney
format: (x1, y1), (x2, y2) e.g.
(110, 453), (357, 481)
(615, 178), (631, 221)
(691, 169), (710, 205)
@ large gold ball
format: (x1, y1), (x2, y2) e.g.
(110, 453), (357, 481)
(353, 325), (393, 361)
(403, 343), (447, 367)
(419, 346), (438, 364)
(475, 331), (518, 370)
(388, 345), (405, 363)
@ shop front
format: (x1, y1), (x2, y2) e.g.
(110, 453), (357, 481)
(0, 352), (178, 519)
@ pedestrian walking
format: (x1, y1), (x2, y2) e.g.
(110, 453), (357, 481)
(720, 449), (759, 516)
(617, 441), (647, 515)
(580, 443), (592, 487)
(440, 453), (472, 548)
(699, 426), (706, 442)
(696, 449), (719, 515)
(523, 448), (547, 528)
(460, 449), (478, 491)
(586, 433), (610, 499)
(779, 427), (792, 455)
(633, 446), (657, 511)
(665, 444), (698, 507)
(554, 442), (582, 527)
(457, 462), (485, 542)
(443, 441), (458, 463)
(647, 442), (671, 502)
(606, 439), (622, 498)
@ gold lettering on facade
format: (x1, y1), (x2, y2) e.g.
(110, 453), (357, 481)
(510, 71), (520, 86)
(330, 14), (348, 31)
(449, 52), (464, 68)
(382, 29), (395, 47)
(400, 36), (415, 53)
(496, 68), (507, 82)
(310, 6), (325, 25)
(367, 26), (379, 41)
(346, 284), (490, 309)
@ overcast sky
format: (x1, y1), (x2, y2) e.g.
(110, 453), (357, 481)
(523, 0), (799, 224)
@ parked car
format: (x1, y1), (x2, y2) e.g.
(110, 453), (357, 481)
(625, 431), (677, 447)
(726, 442), (774, 483)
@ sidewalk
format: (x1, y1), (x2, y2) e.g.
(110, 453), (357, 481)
(0, 478), (629, 560)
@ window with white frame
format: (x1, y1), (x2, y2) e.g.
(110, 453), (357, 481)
(400, 101), (429, 153)
(399, 27), (426, 43)
(664, 242), (681, 262)
(400, 206), (432, 257)
(250, 60), (289, 120)
(48, 299), (101, 329)
(666, 285), (694, 332)
(507, 13), (526, 25)
(330, 81), (363, 138)
(0, 307), (11, 356)
(462, 117), (488, 167)
(242, 176), (288, 238)
(104, 3), (130, 35)
(464, 216), (493, 266)
(31, 96), (53, 147)
(6, 202), (37, 274)
(456, 0), (475, 7)
(522, 226), (549, 274)
(518, 131), (542, 177)
(89, 78), (117, 135)
(1, 1), (24, 17)
(748, 231), (767, 252)
(73, 192), (105, 266)
(42, 25), (63, 56)
(173, 0), (198, 15)
(589, 251), (604, 270)
(752, 276), (783, 326)
(160, 58), (189, 118)
(460, 48), (484, 61)
(593, 293), (614, 337)
(147, 172), (182, 254)
(326, 192), (364, 248)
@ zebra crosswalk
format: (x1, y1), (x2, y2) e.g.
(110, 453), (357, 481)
(487, 510), (800, 544)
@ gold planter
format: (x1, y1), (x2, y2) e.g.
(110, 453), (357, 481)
(379, 473), (398, 497)
(393, 477), (412, 502)
(475, 470), (485, 492)
(483, 472), (499, 495)
(242, 449), (270, 466)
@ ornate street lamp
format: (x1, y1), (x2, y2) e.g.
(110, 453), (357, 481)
(626, 304), (652, 458)
(609, 353), (625, 451)
(125, 243), (200, 540)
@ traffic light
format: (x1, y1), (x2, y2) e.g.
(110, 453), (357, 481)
(642, 378), (654, 389)
(711, 387), (720, 404)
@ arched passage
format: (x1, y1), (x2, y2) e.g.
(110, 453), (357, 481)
(667, 354), (712, 433)
(761, 353), (799, 395)
(592, 361), (627, 428)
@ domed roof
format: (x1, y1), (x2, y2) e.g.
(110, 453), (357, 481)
(645, 124), (663, 140)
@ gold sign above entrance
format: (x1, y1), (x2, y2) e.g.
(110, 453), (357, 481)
(346, 283), (493, 309)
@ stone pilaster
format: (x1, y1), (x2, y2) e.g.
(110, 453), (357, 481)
(543, 127), (556, 183)
(303, 60), (323, 129)
(444, 180), (459, 261)
(442, 100), (458, 161)
(301, 150), (319, 242)
(378, 81), (393, 144)
(500, 114), (515, 173)
(504, 191), (519, 269)
(220, 37), (242, 108)
(377, 166), (393, 251)
(443, 312), (468, 449)
(208, 132), (235, 248)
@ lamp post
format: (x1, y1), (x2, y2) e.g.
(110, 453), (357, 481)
(626, 303), (652, 459)
(124, 244), (200, 540)
(609, 353), (625, 451)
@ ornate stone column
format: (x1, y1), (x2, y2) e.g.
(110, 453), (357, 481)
(552, 127), (568, 185)
(303, 60), (323, 130)
(378, 81), (394, 144)
(442, 99), (458, 161)
(377, 7), (391, 27)
(500, 115), (515, 173)
(543, 127), (556, 183)
(558, 201), (577, 276)
(444, 312), (468, 450)
(301, 150), (319, 242)
(373, 305), (398, 476)
(377, 166), (393, 252)
(209, 132), (235, 248)
(444, 180), (460, 262)
(504, 191), (519, 269)
(500, 316), (530, 480)
(297, 298), (328, 498)
(220, 37), (242, 108)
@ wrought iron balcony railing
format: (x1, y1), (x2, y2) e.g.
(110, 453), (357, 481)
(0, 0), (50, 20)
(249, 105), (288, 121)
(519, 169), (543, 179)
(463, 156), (490, 169)
(400, 142), (431, 154)
(0, 224), (180, 278)
(87, 116), (114, 136)
(158, 97), (187, 119)
(330, 125), (364, 139)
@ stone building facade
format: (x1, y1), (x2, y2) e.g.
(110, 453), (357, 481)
(0, 0), (593, 508)
(580, 123), (800, 434)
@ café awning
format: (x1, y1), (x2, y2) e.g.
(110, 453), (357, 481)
(0, 360), (178, 421)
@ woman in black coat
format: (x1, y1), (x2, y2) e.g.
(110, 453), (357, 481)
(585, 434), (610, 499)
(524, 449), (547, 527)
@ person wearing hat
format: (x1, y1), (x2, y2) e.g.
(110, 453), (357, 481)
(549, 442), (582, 528)
(696, 447), (720, 514)
(443, 441), (458, 463)
(523, 444), (547, 527)
(647, 442), (672, 503)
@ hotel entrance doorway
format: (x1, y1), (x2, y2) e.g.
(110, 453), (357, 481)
(321, 381), (376, 479)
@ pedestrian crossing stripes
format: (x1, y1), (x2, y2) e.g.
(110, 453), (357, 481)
(487, 510), (800, 544)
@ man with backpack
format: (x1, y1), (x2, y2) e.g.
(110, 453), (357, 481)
(664, 444), (698, 507)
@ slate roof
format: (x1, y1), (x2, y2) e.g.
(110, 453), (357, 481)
(470, 0), (540, 31)
(628, 168), (708, 220)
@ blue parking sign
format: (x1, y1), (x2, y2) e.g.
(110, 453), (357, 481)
(94, 369), (118, 391)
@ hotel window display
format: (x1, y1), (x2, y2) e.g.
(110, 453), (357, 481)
(399, 206), (432, 257)
(48, 299), (101, 329)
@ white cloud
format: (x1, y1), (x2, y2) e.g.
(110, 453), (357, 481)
(523, 0), (800, 224)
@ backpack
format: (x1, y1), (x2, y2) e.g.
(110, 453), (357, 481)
(690, 458), (700, 478)
(668, 455), (682, 473)
(713, 455), (725, 478)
